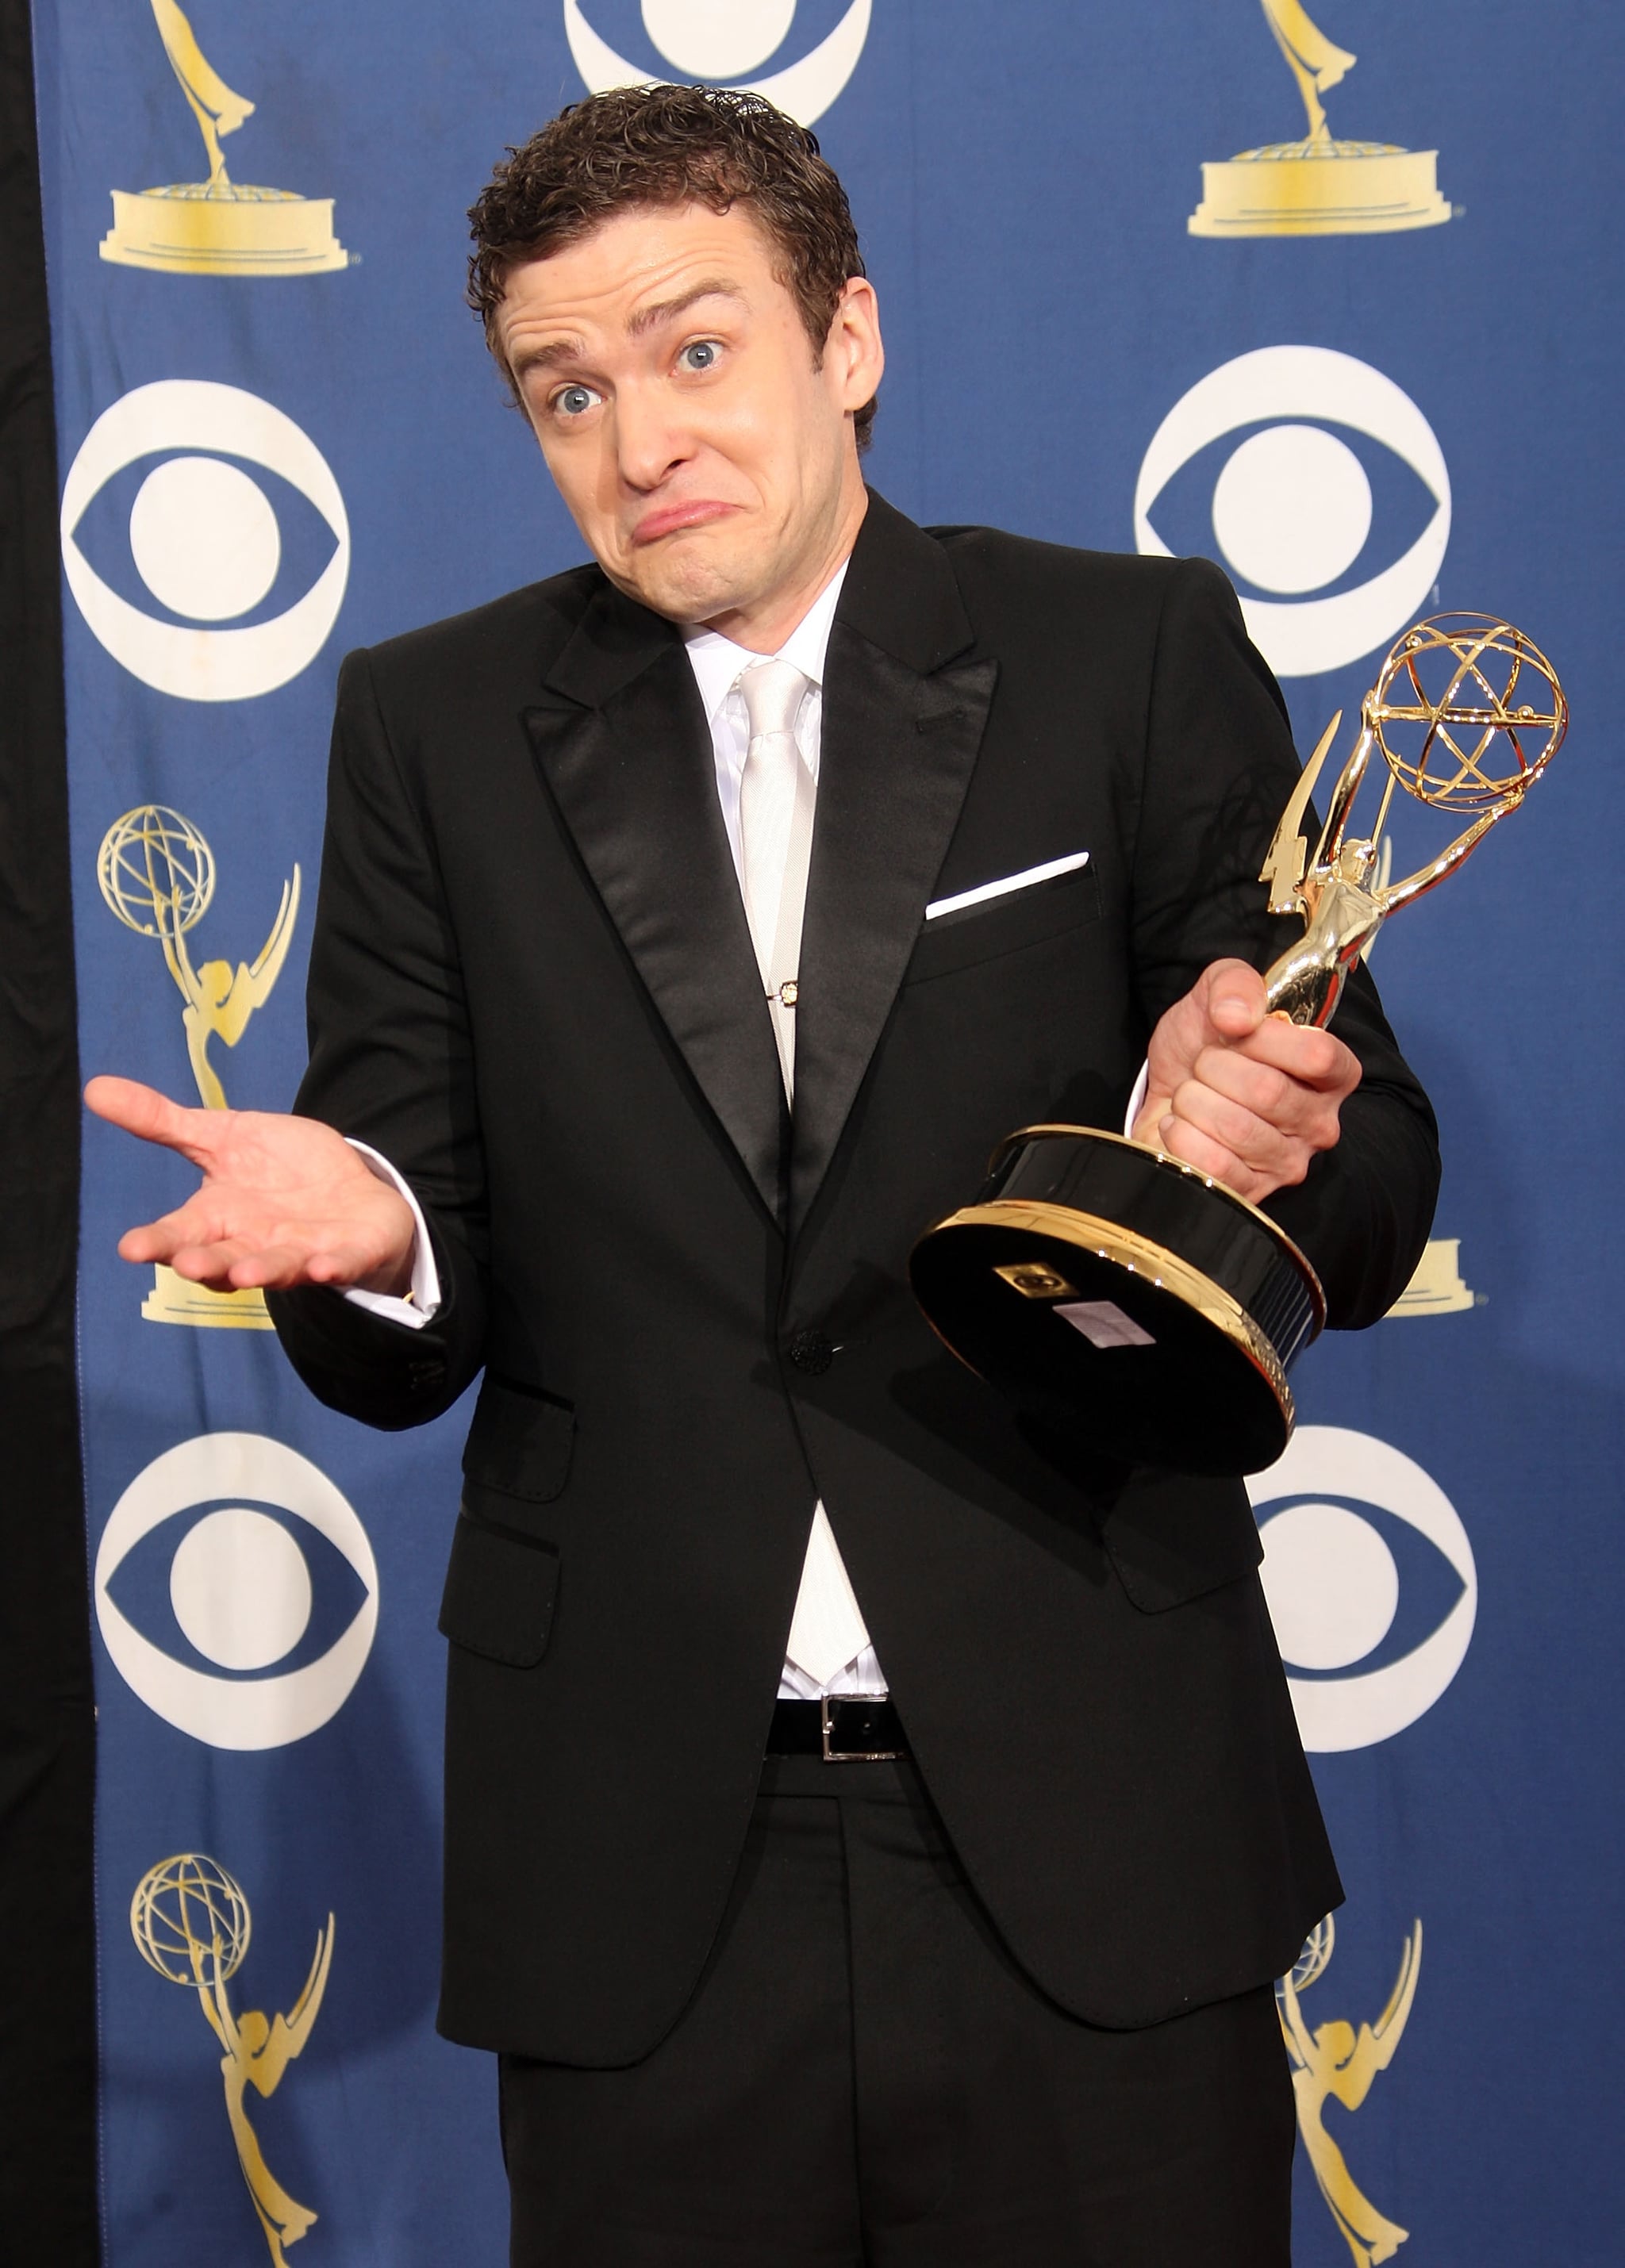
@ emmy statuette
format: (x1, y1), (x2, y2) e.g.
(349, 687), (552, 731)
(909, 616), (1567, 1475)
(102, 0), (348, 276)
(98, 804), (300, 1328)
(1189, 0), (1452, 240)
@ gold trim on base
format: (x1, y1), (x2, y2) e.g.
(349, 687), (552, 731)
(1189, 144), (1450, 237)
(993, 1124), (1327, 1332)
(932, 1198), (1297, 1429)
(101, 187), (348, 275)
(142, 1264), (275, 1330)
(1385, 1236), (1474, 1318)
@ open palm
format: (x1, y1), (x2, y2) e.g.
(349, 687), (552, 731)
(85, 1076), (416, 1296)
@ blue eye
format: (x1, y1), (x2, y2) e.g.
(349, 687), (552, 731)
(681, 340), (720, 372)
(555, 385), (597, 419)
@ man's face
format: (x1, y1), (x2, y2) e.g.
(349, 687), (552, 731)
(494, 202), (882, 639)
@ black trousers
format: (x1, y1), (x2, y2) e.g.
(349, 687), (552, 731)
(501, 1755), (1295, 2266)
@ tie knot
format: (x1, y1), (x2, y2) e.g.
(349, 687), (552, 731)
(738, 658), (809, 746)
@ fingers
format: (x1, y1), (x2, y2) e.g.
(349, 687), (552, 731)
(1216, 1015), (1360, 1093)
(156, 1234), (398, 1295)
(85, 1076), (217, 1161)
(1154, 1025), (1360, 1200)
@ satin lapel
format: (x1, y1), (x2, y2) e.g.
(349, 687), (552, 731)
(790, 624), (998, 1234)
(524, 596), (783, 1222)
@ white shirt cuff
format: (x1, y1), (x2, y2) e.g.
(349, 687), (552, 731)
(1124, 1060), (1150, 1139)
(340, 1141), (443, 1329)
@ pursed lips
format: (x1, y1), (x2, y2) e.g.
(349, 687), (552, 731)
(631, 499), (743, 545)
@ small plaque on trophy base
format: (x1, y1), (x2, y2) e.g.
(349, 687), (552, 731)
(1189, 143), (1450, 238)
(142, 1264), (274, 1330)
(102, 185), (348, 276)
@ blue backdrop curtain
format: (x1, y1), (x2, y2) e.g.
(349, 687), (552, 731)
(25, 2), (1623, 2259)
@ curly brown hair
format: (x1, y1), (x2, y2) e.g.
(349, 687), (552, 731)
(467, 84), (876, 449)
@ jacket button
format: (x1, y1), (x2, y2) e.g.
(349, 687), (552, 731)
(786, 1329), (835, 1376)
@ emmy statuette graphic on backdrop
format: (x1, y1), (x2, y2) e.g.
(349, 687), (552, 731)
(1189, 0), (1452, 237)
(102, 0), (348, 274)
(98, 804), (300, 1328)
(1386, 1234), (1475, 1317)
(1277, 1915), (1423, 2266)
(910, 616), (1568, 1474)
(133, 1855), (333, 2268)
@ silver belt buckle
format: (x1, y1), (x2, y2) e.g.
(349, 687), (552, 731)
(820, 1695), (900, 1763)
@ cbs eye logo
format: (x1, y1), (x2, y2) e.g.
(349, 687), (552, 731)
(1247, 1425), (1477, 1752)
(566, 0), (870, 125)
(1135, 346), (1451, 680)
(60, 380), (350, 704)
(95, 1433), (378, 1751)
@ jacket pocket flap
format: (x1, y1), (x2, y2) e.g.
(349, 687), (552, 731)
(462, 1376), (574, 1502)
(438, 1511), (559, 1667)
(1102, 1476), (1263, 1613)
(905, 864), (1101, 985)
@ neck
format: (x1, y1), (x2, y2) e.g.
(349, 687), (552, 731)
(701, 475), (868, 654)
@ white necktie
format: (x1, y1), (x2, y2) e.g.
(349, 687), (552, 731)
(737, 659), (816, 1099)
(736, 658), (873, 1690)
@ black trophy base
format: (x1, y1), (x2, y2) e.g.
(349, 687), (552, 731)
(909, 1127), (1326, 1477)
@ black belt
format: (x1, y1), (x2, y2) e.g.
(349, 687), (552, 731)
(768, 1696), (907, 1763)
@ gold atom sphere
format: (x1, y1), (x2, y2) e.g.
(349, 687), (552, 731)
(131, 1852), (252, 1987)
(98, 804), (215, 938)
(1285, 1912), (1336, 1993)
(1369, 612), (1567, 815)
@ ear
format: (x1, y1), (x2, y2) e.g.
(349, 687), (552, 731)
(824, 276), (884, 413)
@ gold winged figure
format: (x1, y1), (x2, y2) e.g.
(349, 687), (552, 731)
(1262, 0), (1355, 146)
(163, 869), (302, 1112)
(150, 0), (254, 190)
(1278, 1919), (1423, 2266)
(191, 1913), (336, 2267)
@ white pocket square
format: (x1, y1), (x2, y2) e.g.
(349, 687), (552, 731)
(925, 850), (1090, 922)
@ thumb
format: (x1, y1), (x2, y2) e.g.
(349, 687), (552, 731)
(1196, 958), (1267, 1042)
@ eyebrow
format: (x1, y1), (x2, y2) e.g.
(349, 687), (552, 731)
(625, 278), (747, 339)
(509, 280), (747, 383)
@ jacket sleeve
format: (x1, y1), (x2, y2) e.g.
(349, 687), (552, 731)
(1128, 555), (1440, 1328)
(266, 647), (488, 1426)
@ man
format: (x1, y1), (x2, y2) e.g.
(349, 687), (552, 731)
(89, 86), (1439, 2265)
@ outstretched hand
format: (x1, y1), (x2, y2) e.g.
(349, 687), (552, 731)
(1131, 960), (1360, 1204)
(84, 1076), (417, 1297)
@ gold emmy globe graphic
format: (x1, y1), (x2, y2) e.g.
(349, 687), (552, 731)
(98, 803), (300, 1329)
(1189, 0), (1451, 238)
(910, 614), (1568, 1475)
(132, 1853), (335, 2268)
(1277, 1913), (1423, 2266)
(102, 0), (348, 276)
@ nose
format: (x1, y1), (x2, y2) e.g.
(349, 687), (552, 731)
(611, 380), (695, 493)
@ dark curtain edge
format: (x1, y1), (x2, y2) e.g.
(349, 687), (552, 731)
(0, 0), (99, 2258)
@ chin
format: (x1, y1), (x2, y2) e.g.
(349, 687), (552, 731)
(627, 541), (760, 627)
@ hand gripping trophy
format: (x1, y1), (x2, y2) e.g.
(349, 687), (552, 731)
(910, 614), (1568, 1475)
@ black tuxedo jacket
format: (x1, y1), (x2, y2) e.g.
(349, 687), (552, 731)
(270, 493), (1439, 2065)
